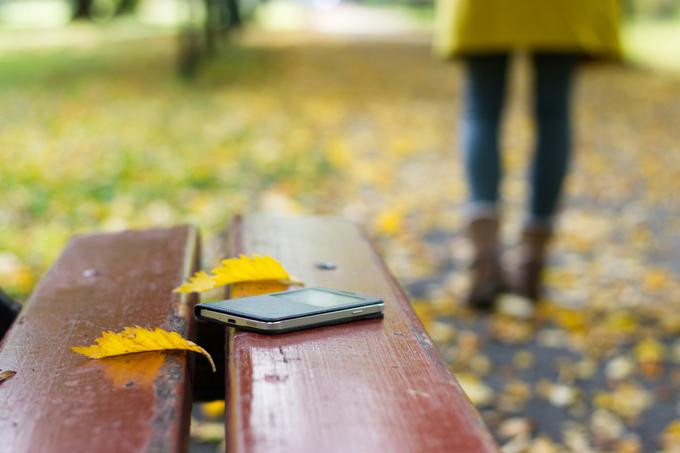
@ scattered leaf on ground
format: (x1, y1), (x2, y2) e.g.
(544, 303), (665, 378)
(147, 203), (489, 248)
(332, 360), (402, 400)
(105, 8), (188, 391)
(190, 418), (225, 444)
(201, 400), (226, 419)
(456, 373), (494, 406)
(662, 420), (680, 450)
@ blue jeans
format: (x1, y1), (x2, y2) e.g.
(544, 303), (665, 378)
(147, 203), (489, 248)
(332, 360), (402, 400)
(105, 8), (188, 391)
(461, 53), (577, 225)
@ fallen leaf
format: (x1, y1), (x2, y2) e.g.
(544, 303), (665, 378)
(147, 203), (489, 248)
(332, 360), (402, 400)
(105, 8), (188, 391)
(469, 354), (492, 376)
(497, 294), (535, 319)
(672, 339), (680, 365)
(576, 358), (597, 380)
(594, 383), (652, 421)
(231, 280), (291, 298)
(553, 307), (588, 333)
(174, 271), (217, 294)
(190, 417), (225, 443)
(0, 370), (16, 385)
(456, 373), (494, 406)
(539, 382), (578, 408)
(498, 417), (532, 439)
(72, 326), (216, 372)
(497, 380), (532, 413)
(536, 329), (569, 348)
(426, 320), (456, 344)
(411, 300), (435, 327)
(374, 206), (406, 236)
(643, 268), (669, 292)
(605, 355), (635, 381)
(212, 255), (296, 287)
(662, 420), (680, 450)
(201, 400), (225, 419)
(562, 422), (592, 453)
(512, 351), (535, 369)
(634, 338), (665, 363)
(590, 409), (626, 444)
(616, 434), (642, 453)
(175, 255), (300, 294)
(489, 315), (533, 343)
(81, 351), (166, 388)
(528, 435), (561, 453)
(634, 338), (666, 377)
(501, 432), (532, 453)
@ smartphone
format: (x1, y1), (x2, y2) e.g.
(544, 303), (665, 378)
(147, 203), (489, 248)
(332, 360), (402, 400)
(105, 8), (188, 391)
(194, 287), (384, 334)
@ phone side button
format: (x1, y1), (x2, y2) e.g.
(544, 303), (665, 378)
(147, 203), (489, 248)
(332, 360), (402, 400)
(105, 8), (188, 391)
(352, 310), (363, 314)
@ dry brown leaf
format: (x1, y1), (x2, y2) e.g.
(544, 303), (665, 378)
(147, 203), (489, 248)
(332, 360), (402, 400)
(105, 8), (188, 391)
(0, 370), (16, 385)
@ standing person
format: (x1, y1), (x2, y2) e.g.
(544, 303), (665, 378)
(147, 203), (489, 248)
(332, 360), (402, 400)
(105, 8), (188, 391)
(434, 1), (621, 308)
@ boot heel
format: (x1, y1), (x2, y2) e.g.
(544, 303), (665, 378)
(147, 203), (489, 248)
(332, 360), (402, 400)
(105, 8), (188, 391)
(465, 216), (504, 310)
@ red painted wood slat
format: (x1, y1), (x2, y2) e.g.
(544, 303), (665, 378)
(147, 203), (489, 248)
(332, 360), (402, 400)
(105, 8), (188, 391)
(225, 215), (498, 453)
(0, 226), (199, 453)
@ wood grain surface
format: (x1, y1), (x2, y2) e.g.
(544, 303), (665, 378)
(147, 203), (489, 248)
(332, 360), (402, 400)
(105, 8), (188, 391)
(0, 226), (199, 453)
(225, 215), (498, 453)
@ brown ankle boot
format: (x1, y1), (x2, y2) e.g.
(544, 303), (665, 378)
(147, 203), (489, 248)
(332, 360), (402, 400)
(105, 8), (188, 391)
(466, 217), (505, 310)
(512, 225), (552, 302)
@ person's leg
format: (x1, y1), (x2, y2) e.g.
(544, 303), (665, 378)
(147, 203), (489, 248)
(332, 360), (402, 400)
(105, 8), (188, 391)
(460, 53), (510, 309)
(529, 53), (577, 225)
(461, 53), (510, 217)
(514, 53), (577, 301)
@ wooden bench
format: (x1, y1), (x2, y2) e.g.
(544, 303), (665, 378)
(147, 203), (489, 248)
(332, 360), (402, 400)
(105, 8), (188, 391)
(0, 226), (200, 452)
(221, 215), (497, 452)
(0, 215), (497, 452)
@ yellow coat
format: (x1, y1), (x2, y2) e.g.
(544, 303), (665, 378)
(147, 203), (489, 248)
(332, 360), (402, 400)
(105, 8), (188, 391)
(434, 0), (622, 58)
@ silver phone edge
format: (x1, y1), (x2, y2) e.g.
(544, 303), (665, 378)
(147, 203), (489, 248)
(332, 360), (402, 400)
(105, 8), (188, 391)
(198, 303), (384, 331)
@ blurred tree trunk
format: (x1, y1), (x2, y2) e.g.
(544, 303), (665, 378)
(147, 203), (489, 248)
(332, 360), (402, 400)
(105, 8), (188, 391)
(225, 0), (241, 27)
(203, 0), (241, 55)
(179, 0), (242, 77)
(116, 0), (139, 15)
(73, 0), (94, 19)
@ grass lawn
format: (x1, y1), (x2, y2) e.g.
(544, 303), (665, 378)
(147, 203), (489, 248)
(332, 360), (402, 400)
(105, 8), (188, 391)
(0, 37), (345, 298)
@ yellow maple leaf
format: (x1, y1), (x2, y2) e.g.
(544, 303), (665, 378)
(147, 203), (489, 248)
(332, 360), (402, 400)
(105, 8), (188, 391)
(212, 255), (291, 286)
(174, 255), (301, 294)
(72, 327), (216, 372)
(97, 352), (167, 388)
(174, 271), (218, 293)
(231, 280), (291, 298)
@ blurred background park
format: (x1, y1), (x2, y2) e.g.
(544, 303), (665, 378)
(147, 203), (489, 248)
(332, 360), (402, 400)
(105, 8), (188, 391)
(1, 0), (679, 451)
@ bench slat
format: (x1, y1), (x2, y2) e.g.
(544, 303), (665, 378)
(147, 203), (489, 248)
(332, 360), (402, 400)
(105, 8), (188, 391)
(225, 215), (497, 453)
(0, 226), (199, 453)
